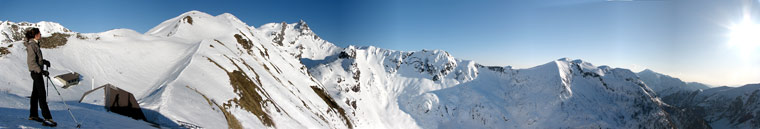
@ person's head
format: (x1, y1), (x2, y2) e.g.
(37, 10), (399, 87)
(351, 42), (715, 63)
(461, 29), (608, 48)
(24, 28), (41, 41)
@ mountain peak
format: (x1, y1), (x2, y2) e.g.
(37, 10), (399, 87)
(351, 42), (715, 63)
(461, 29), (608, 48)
(298, 19), (307, 25)
(179, 10), (211, 17)
(295, 19), (311, 32)
(217, 13), (245, 25)
(552, 58), (595, 68)
(640, 69), (655, 73)
(637, 69), (668, 79)
(0, 21), (73, 43)
(637, 69), (669, 79)
(554, 58), (591, 64)
(177, 10), (216, 25)
(145, 10), (251, 41)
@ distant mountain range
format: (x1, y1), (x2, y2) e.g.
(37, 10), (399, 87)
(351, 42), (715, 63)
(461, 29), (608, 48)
(1, 11), (758, 129)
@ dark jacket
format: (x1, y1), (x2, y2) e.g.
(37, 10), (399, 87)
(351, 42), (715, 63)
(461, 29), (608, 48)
(25, 39), (44, 73)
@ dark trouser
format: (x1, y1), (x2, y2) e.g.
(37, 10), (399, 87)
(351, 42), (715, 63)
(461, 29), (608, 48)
(29, 71), (52, 119)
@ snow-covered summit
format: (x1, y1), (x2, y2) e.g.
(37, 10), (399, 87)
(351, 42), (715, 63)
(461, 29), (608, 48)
(257, 20), (340, 60)
(1, 21), (73, 43)
(146, 10), (252, 42)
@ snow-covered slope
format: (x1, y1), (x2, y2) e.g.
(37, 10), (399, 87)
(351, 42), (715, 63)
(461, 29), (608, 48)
(661, 84), (760, 129)
(0, 11), (351, 128)
(637, 69), (710, 97)
(307, 46), (479, 129)
(138, 11), (352, 128)
(637, 69), (760, 129)
(308, 45), (680, 128)
(0, 92), (156, 128)
(1, 21), (73, 44)
(257, 20), (341, 60)
(2, 10), (756, 129)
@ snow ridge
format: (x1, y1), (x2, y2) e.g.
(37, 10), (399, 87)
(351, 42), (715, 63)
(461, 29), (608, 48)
(309, 45), (676, 128)
(637, 69), (710, 97)
(258, 20), (341, 60)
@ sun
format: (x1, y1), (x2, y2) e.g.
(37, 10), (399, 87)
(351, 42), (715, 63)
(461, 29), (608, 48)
(728, 19), (760, 57)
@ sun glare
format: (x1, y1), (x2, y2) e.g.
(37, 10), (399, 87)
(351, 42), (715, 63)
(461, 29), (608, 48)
(728, 19), (760, 58)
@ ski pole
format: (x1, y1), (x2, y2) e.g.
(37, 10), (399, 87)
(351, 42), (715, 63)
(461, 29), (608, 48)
(46, 75), (82, 128)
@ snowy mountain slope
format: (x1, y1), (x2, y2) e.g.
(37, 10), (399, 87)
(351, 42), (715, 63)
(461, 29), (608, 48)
(661, 84), (760, 129)
(637, 69), (710, 97)
(307, 46), (479, 129)
(2, 10), (755, 129)
(636, 69), (713, 128)
(0, 25), (220, 128)
(257, 20), (341, 60)
(1, 21), (73, 44)
(138, 11), (352, 128)
(687, 82), (711, 90)
(307, 45), (680, 128)
(0, 11), (352, 128)
(0, 92), (157, 128)
(0, 28), (199, 102)
(637, 70), (760, 129)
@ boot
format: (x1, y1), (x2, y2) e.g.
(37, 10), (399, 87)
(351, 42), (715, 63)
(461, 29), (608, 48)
(28, 117), (43, 122)
(42, 119), (57, 127)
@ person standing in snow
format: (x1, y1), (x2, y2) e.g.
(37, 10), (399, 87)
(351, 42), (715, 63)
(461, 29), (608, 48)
(25, 28), (56, 126)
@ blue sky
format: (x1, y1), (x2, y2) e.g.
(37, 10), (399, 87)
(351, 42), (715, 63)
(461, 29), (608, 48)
(2, 0), (759, 86)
